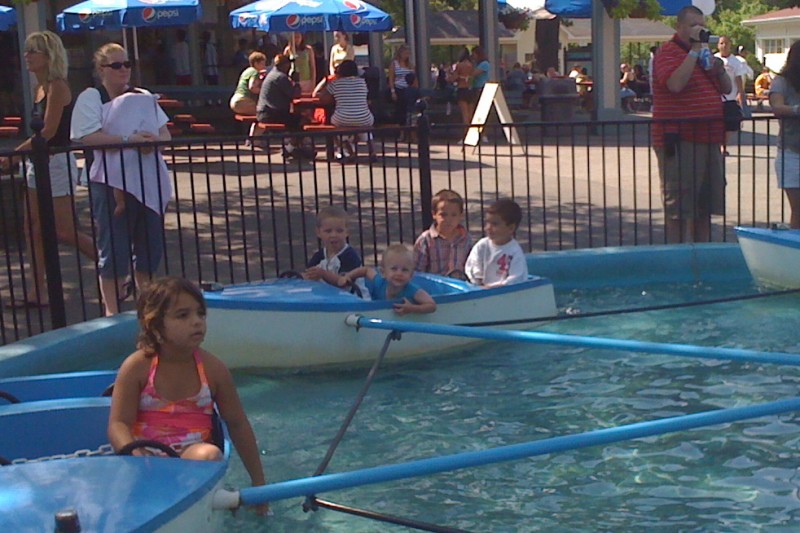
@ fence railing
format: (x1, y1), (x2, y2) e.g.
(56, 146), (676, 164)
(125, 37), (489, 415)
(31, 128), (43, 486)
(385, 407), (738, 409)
(0, 113), (787, 343)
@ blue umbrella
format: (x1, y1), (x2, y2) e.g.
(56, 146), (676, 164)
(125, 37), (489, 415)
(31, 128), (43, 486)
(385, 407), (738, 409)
(497, 0), (715, 18)
(56, 0), (202, 32)
(57, 0), (202, 82)
(230, 0), (392, 33)
(0, 6), (17, 31)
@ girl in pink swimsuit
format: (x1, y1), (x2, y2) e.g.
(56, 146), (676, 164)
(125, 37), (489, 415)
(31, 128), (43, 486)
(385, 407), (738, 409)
(108, 277), (268, 515)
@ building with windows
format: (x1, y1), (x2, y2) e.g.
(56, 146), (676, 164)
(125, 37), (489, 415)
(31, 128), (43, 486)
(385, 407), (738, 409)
(387, 11), (673, 75)
(742, 7), (800, 73)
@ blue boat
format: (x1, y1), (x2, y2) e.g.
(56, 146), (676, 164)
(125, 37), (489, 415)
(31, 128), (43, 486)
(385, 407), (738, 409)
(0, 381), (230, 532)
(0, 370), (117, 404)
(202, 272), (558, 369)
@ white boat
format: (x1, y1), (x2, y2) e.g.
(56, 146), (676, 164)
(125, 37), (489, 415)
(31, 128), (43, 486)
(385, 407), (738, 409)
(0, 395), (230, 533)
(735, 226), (800, 288)
(203, 273), (557, 369)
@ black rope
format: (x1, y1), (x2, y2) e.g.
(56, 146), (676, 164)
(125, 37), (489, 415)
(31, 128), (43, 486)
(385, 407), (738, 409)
(308, 497), (475, 533)
(0, 390), (21, 404)
(303, 330), (401, 512)
(459, 287), (800, 328)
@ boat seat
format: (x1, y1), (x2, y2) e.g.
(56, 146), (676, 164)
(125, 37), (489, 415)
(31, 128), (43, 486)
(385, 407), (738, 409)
(0, 397), (111, 462)
(412, 272), (477, 296)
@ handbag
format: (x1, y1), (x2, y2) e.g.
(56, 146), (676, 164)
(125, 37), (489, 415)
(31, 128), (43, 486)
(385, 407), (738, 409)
(722, 99), (743, 132)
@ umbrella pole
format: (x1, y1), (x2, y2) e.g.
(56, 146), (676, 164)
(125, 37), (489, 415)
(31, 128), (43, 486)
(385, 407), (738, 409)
(122, 27), (128, 52)
(133, 26), (141, 85)
(289, 31), (296, 77)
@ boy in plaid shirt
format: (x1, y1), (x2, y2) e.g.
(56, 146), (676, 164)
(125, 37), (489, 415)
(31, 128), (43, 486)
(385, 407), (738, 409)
(413, 189), (473, 277)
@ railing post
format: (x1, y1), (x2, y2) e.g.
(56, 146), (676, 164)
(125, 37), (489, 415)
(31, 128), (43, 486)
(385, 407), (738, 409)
(29, 117), (66, 328)
(416, 99), (433, 229)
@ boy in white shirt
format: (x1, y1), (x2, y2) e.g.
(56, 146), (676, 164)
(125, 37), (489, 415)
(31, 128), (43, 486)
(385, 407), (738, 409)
(465, 199), (528, 287)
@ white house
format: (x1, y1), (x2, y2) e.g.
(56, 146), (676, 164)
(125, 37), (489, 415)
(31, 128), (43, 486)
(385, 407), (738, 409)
(742, 7), (800, 73)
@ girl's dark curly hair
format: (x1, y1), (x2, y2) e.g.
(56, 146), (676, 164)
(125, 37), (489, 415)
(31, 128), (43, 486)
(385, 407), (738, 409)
(136, 276), (206, 356)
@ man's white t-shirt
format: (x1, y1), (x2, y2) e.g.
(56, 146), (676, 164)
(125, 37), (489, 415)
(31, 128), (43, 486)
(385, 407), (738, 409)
(715, 53), (748, 102)
(465, 237), (528, 286)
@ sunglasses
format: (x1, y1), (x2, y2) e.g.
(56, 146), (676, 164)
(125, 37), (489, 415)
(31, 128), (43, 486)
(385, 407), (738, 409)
(102, 61), (133, 70)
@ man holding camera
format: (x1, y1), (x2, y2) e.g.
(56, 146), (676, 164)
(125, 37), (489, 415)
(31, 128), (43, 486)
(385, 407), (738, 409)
(652, 6), (731, 244)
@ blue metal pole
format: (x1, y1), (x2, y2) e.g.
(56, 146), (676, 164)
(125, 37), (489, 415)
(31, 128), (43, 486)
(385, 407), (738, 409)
(239, 397), (800, 505)
(347, 315), (800, 367)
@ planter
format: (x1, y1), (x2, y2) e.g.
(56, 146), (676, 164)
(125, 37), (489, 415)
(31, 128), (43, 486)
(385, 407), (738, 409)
(603, 0), (662, 20)
(499, 8), (532, 31)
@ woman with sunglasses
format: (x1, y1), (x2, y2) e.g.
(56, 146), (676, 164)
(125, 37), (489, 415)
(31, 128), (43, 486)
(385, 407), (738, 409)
(0, 31), (96, 309)
(71, 43), (172, 316)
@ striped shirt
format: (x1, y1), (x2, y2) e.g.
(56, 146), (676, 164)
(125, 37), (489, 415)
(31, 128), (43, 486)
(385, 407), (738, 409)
(392, 60), (414, 89)
(652, 36), (724, 147)
(413, 224), (473, 276)
(326, 77), (374, 127)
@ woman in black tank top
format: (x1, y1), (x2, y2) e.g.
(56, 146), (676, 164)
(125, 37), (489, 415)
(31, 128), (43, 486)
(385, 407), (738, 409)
(0, 31), (96, 308)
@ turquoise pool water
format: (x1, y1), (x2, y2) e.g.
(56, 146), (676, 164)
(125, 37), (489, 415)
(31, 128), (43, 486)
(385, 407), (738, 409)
(223, 277), (800, 532)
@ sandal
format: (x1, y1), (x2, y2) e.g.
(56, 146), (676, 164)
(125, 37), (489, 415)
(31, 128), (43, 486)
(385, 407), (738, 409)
(121, 278), (134, 301)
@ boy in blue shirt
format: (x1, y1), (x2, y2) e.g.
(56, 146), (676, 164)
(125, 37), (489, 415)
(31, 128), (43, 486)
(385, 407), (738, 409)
(339, 244), (436, 315)
(304, 206), (366, 297)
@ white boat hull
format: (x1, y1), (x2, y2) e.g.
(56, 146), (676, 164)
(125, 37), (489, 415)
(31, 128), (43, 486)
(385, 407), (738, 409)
(155, 479), (225, 533)
(735, 227), (800, 288)
(204, 275), (557, 369)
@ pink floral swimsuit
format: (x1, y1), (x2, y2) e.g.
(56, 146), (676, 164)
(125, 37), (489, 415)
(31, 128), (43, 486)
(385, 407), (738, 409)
(132, 350), (214, 452)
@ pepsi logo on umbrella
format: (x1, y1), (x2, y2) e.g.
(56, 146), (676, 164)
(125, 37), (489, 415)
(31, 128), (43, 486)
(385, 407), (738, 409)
(141, 7), (157, 22)
(286, 13), (301, 28)
(286, 13), (324, 29)
(141, 7), (182, 23)
(349, 13), (377, 28)
(343, 0), (367, 12)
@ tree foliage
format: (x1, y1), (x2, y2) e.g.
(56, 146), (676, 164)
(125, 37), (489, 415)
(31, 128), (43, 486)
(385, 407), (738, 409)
(379, 0), (478, 27)
(706, 0), (785, 57)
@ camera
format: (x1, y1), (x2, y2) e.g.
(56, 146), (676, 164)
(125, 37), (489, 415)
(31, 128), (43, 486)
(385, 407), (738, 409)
(690, 28), (719, 46)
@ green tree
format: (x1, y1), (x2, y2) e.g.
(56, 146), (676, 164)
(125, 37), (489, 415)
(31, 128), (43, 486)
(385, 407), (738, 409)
(380, 0), (478, 27)
(706, 0), (774, 53)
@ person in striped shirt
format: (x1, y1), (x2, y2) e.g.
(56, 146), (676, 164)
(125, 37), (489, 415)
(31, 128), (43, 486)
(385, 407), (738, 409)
(318, 60), (376, 162)
(413, 189), (473, 277)
(652, 5), (731, 243)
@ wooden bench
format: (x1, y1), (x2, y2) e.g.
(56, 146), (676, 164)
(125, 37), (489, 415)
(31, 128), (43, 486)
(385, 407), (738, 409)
(156, 98), (183, 110)
(302, 124), (378, 162)
(0, 126), (19, 138)
(234, 114), (286, 138)
(632, 93), (653, 112)
(189, 123), (216, 135)
(172, 114), (197, 125)
(746, 92), (769, 110)
(166, 121), (183, 136)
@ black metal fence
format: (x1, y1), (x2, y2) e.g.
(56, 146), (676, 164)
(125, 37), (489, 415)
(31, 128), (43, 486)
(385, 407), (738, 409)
(0, 113), (788, 343)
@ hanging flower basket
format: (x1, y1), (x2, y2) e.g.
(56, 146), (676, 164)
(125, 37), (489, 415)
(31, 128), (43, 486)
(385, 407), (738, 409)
(602, 0), (662, 20)
(499, 7), (533, 31)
